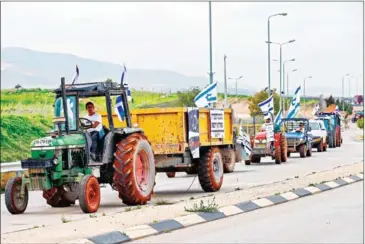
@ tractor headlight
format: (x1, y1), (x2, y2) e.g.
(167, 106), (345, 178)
(53, 157), (59, 165)
(254, 139), (260, 143)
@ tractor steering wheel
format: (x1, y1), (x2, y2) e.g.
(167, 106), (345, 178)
(79, 118), (93, 130)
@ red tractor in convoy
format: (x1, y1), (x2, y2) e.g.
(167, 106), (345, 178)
(246, 112), (288, 165)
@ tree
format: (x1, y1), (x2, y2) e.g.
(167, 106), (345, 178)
(325, 95), (335, 107)
(248, 89), (280, 117)
(15, 84), (22, 90)
(177, 88), (201, 107)
(335, 99), (353, 116)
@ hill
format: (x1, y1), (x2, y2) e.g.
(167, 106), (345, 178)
(1, 47), (254, 95)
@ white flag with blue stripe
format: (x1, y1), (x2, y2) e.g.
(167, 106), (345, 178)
(287, 85), (301, 118)
(274, 108), (283, 125)
(194, 81), (218, 108)
(121, 64), (132, 102)
(115, 95), (125, 122)
(258, 95), (274, 117)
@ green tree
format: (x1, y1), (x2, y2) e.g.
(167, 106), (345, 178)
(248, 89), (280, 117)
(177, 88), (201, 107)
(335, 99), (353, 116)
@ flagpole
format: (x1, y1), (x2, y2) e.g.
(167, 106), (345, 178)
(209, 1), (213, 85)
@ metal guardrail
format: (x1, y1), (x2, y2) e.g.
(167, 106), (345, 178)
(0, 161), (26, 173)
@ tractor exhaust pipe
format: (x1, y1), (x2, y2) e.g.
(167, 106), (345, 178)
(61, 77), (70, 134)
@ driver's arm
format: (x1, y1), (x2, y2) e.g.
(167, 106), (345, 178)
(92, 114), (102, 128)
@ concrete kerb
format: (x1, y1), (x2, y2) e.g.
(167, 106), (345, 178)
(66, 173), (364, 244)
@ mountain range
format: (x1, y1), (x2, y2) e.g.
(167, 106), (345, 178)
(1, 47), (254, 95)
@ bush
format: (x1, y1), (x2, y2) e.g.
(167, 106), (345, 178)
(357, 118), (364, 129)
(177, 88), (201, 107)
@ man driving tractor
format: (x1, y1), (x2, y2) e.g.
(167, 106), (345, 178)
(296, 122), (305, 133)
(84, 101), (103, 160)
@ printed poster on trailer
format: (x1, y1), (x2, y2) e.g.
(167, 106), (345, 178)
(210, 109), (225, 138)
(188, 107), (200, 158)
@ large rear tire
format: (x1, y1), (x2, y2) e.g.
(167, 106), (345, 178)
(299, 144), (307, 158)
(5, 177), (28, 214)
(113, 133), (155, 205)
(198, 147), (224, 192)
(280, 135), (288, 163)
(79, 175), (100, 213)
(221, 148), (236, 173)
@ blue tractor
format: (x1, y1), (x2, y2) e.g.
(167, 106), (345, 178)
(281, 118), (313, 158)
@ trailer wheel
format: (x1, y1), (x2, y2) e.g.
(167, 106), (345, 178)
(166, 172), (176, 178)
(280, 135), (288, 163)
(299, 144), (307, 158)
(113, 133), (155, 205)
(250, 155), (261, 163)
(221, 148), (236, 173)
(5, 177), (28, 214)
(198, 147), (224, 192)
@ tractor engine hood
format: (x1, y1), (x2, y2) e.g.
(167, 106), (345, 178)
(285, 131), (304, 139)
(31, 134), (86, 150)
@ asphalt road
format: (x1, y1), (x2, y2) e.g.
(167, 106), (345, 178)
(1, 124), (363, 234)
(131, 182), (364, 244)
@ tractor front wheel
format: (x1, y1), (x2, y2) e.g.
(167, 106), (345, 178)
(113, 133), (155, 205)
(299, 144), (307, 158)
(280, 135), (288, 163)
(79, 175), (100, 213)
(5, 177), (28, 214)
(221, 148), (236, 173)
(274, 145), (282, 164)
(198, 147), (224, 192)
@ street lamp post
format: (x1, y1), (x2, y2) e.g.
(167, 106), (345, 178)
(267, 12), (287, 96)
(224, 54), (228, 107)
(228, 76), (243, 101)
(342, 73), (350, 111)
(208, 1), (213, 85)
(267, 39), (295, 111)
(303, 76), (312, 115)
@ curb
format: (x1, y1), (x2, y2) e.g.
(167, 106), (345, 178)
(62, 173), (364, 244)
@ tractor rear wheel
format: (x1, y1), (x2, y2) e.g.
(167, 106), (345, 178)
(166, 172), (176, 178)
(198, 147), (224, 192)
(79, 175), (100, 213)
(221, 148), (236, 173)
(299, 144), (307, 158)
(113, 133), (155, 205)
(274, 144), (282, 164)
(280, 134), (288, 163)
(5, 177), (28, 214)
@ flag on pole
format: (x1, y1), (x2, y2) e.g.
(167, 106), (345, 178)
(194, 81), (218, 108)
(274, 108), (283, 125)
(287, 85), (301, 118)
(115, 95), (125, 122)
(258, 95), (274, 119)
(71, 65), (79, 85)
(121, 64), (132, 102)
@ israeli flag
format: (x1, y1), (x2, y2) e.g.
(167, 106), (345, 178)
(194, 81), (218, 108)
(287, 85), (301, 119)
(274, 108), (282, 125)
(121, 64), (132, 102)
(258, 95), (274, 118)
(115, 95), (125, 122)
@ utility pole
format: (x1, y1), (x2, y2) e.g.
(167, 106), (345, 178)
(208, 1), (213, 85)
(224, 54), (228, 107)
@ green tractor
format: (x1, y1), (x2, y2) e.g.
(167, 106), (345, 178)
(5, 78), (156, 214)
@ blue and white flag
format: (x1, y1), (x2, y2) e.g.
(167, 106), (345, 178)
(258, 95), (274, 118)
(274, 108), (283, 125)
(121, 64), (132, 102)
(287, 85), (301, 119)
(194, 81), (218, 108)
(115, 95), (125, 122)
(71, 65), (79, 85)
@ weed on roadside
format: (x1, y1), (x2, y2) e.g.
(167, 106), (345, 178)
(125, 207), (132, 212)
(89, 214), (97, 218)
(61, 216), (71, 223)
(308, 183), (315, 187)
(234, 187), (242, 191)
(184, 197), (219, 213)
(33, 225), (39, 229)
(155, 199), (173, 206)
(294, 176), (299, 178)
(102, 212), (106, 216)
(190, 196), (195, 200)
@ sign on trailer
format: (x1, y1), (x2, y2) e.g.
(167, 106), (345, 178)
(210, 109), (225, 138)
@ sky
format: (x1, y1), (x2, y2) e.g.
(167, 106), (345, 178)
(1, 1), (363, 96)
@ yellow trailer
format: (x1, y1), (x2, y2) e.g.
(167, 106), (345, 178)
(101, 107), (238, 192)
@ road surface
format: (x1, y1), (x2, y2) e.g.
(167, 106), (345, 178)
(131, 182), (364, 243)
(1, 124), (363, 234)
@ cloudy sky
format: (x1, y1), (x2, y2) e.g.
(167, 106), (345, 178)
(1, 1), (363, 96)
